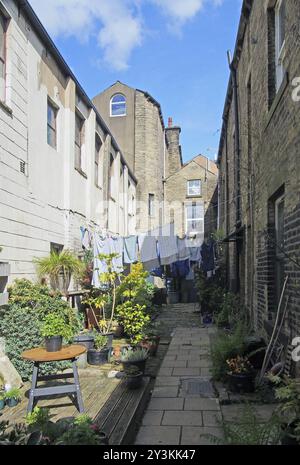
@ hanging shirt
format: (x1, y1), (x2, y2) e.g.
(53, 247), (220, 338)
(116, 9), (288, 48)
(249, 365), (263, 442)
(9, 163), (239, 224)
(138, 234), (159, 271)
(123, 235), (138, 264)
(92, 233), (110, 288)
(109, 236), (124, 273)
(189, 246), (202, 263)
(158, 235), (178, 265)
(177, 237), (190, 261)
(201, 241), (215, 273)
(171, 259), (190, 278)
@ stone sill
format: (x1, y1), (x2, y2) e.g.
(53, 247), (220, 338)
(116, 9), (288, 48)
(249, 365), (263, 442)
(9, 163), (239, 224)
(265, 72), (289, 130)
(0, 99), (13, 116)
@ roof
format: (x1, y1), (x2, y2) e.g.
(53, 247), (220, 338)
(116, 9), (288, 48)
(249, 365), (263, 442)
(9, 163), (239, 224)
(16, 1), (137, 184)
(165, 154), (218, 181)
(217, 0), (253, 164)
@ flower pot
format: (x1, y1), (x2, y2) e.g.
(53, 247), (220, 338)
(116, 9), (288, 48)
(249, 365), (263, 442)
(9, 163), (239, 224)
(113, 345), (121, 358)
(45, 336), (63, 352)
(87, 348), (110, 366)
(113, 324), (125, 339)
(101, 332), (114, 349)
(244, 336), (266, 370)
(227, 372), (255, 393)
(50, 272), (71, 294)
(140, 336), (160, 357)
(6, 397), (19, 407)
(74, 332), (94, 350)
(125, 372), (143, 390)
(0, 399), (5, 410)
(122, 359), (147, 375)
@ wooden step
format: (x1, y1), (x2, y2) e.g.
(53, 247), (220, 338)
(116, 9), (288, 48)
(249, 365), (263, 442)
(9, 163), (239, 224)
(94, 377), (151, 445)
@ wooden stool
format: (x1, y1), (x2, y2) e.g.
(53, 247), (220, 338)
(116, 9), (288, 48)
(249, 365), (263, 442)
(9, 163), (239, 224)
(22, 345), (87, 414)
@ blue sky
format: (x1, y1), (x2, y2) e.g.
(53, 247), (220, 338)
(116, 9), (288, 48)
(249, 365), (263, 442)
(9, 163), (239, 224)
(30, 0), (242, 162)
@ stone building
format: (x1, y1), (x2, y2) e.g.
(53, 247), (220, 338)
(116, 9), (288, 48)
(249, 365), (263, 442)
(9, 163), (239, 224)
(93, 84), (218, 238)
(217, 0), (300, 369)
(0, 0), (137, 283)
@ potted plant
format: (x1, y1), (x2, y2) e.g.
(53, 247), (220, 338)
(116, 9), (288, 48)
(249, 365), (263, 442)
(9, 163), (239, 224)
(74, 328), (95, 350)
(120, 347), (149, 375)
(270, 375), (300, 445)
(140, 322), (161, 356)
(226, 355), (256, 393)
(5, 387), (21, 407)
(87, 333), (109, 366)
(0, 391), (5, 410)
(34, 250), (84, 295)
(40, 313), (73, 352)
(124, 365), (143, 390)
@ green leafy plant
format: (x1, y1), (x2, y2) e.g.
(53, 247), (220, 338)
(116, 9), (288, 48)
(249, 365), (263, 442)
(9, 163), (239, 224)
(120, 347), (149, 362)
(34, 250), (84, 294)
(93, 333), (108, 351)
(124, 365), (142, 376)
(4, 387), (21, 401)
(116, 301), (150, 344)
(203, 404), (282, 445)
(26, 407), (52, 428)
(56, 415), (103, 445)
(40, 313), (73, 340)
(0, 279), (81, 380)
(0, 391), (5, 401)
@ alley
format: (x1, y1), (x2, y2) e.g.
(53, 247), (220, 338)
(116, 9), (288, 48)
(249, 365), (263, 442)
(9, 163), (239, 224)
(135, 304), (223, 445)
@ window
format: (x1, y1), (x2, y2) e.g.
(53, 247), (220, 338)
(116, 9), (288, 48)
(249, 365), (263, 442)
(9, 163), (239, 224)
(275, 194), (285, 303)
(95, 134), (102, 187)
(109, 154), (117, 199)
(187, 180), (201, 197)
(148, 194), (155, 217)
(186, 202), (204, 234)
(275, 0), (286, 90)
(75, 113), (84, 171)
(0, 12), (7, 102)
(47, 100), (57, 149)
(110, 94), (126, 117)
(50, 242), (63, 255)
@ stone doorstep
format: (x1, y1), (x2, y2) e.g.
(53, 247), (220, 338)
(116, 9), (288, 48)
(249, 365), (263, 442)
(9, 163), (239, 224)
(180, 426), (223, 445)
(135, 426), (181, 445)
(162, 410), (203, 426)
(148, 397), (184, 410)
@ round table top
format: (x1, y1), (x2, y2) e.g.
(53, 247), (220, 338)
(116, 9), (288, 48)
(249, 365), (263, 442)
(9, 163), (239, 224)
(21, 344), (87, 362)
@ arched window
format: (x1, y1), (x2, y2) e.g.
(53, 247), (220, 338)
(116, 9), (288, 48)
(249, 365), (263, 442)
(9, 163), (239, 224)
(110, 94), (126, 117)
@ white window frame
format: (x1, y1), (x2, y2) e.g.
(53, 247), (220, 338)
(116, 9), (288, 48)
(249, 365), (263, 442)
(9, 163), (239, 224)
(0, 10), (8, 103)
(187, 179), (202, 197)
(47, 98), (58, 149)
(148, 193), (155, 217)
(95, 132), (103, 188)
(75, 111), (85, 173)
(110, 93), (126, 117)
(185, 202), (204, 234)
(275, 0), (286, 91)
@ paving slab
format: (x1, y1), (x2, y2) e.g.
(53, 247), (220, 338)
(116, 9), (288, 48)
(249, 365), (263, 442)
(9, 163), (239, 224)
(184, 398), (220, 411)
(158, 367), (173, 376)
(156, 376), (181, 386)
(135, 426), (181, 445)
(152, 386), (179, 398)
(161, 360), (187, 368)
(162, 411), (203, 426)
(148, 397), (184, 411)
(173, 367), (201, 376)
(203, 411), (222, 427)
(181, 426), (223, 445)
(142, 411), (164, 426)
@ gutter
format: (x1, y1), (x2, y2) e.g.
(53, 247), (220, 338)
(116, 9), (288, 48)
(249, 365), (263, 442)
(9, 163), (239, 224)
(17, 0), (137, 185)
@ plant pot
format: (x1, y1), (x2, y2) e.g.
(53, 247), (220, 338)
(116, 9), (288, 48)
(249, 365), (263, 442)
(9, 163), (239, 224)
(122, 359), (147, 375)
(0, 399), (5, 410)
(244, 336), (266, 370)
(227, 372), (256, 393)
(113, 324), (125, 339)
(140, 336), (160, 357)
(87, 348), (110, 366)
(6, 397), (19, 407)
(113, 345), (121, 358)
(50, 272), (71, 294)
(99, 332), (114, 349)
(45, 336), (63, 352)
(74, 332), (94, 350)
(125, 372), (143, 390)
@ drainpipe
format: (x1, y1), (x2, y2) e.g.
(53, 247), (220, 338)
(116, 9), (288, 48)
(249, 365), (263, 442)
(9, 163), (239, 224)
(227, 50), (241, 293)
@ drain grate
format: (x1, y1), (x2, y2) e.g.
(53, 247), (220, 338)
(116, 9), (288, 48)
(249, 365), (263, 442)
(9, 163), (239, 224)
(179, 377), (215, 398)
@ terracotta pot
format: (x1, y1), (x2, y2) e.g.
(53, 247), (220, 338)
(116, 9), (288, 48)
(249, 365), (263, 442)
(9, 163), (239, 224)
(113, 345), (121, 358)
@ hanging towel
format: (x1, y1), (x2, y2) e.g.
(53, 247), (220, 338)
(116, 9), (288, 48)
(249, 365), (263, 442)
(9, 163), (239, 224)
(123, 235), (138, 264)
(189, 246), (202, 263)
(92, 233), (110, 288)
(177, 237), (190, 261)
(138, 234), (159, 271)
(109, 236), (124, 273)
(158, 235), (178, 265)
(171, 259), (190, 278)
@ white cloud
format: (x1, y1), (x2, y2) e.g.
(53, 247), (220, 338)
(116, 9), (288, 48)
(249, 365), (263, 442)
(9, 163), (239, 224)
(29, 0), (223, 71)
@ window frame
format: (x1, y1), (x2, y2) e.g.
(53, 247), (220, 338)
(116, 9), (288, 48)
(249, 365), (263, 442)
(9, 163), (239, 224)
(75, 111), (85, 172)
(94, 133), (102, 188)
(185, 201), (204, 234)
(187, 179), (202, 197)
(274, 0), (286, 91)
(148, 193), (155, 217)
(110, 93), (126, 117)
(0, 10), (8, 103)
(47, 98), (58, 149)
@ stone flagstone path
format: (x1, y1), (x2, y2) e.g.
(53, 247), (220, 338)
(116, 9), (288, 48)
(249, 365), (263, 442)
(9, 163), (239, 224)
(135, 305), (223, 445)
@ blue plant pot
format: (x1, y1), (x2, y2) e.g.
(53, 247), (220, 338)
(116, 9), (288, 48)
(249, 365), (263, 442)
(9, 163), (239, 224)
(0, 399), (5, 410)
(6, 397), (19, 407)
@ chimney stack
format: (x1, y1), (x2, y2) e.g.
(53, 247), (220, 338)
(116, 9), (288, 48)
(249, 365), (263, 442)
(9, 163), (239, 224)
(168, 117), (173, 128)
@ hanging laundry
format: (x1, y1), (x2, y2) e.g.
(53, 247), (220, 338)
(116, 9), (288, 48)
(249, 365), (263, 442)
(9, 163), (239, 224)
(123, 235), (138, 264)
(109, 236), (124, 273)
(138, 234), (159, 271)
(158, 234), (178, 266)
(80, 227), (91, 250)
(177, 237), (190, 261)
(151, 266), (163, 278)
(92, 233), (110, 288)
(189, 246), (202, 263)
(201, 241), (215, 273)
(171, 259), (190, 278)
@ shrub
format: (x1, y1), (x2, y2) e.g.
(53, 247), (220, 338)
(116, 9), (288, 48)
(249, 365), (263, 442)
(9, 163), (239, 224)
(120, 347), (149, 362)
(116, 301), (150, 344)
(0, 279), (81, 381)
(40, 313), (74, 340)
(93, 333), (108, 350)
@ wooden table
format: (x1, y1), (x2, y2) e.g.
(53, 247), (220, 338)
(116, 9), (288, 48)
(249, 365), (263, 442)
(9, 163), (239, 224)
(22, 345), (87, 414)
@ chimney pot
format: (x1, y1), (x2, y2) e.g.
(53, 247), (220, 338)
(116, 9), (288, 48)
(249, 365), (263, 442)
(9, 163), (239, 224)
(168, 117), (173, 128)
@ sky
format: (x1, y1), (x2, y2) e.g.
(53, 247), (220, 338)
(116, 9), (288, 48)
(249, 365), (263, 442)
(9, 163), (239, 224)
(29, 0), (243, 162)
